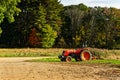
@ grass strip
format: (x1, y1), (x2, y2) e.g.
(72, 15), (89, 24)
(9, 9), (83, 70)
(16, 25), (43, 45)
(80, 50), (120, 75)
(28, 57), (120, 65)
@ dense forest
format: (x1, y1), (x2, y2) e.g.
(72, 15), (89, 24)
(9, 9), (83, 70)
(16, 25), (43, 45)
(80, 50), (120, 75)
(0, 0), (120, 49)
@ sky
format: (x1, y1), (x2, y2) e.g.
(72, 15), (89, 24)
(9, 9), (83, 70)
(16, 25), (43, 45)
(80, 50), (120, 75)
(60, 0), (120, 9)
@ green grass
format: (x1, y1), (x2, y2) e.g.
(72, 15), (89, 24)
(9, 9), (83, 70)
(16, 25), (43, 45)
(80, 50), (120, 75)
(29, 58), (61, 62)
(80, 59), (120, 65)
(28, 57), (120, 65)
(29, 57), (76, 62)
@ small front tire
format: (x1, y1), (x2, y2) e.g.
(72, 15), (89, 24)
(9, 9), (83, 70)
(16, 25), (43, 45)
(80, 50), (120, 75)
(66, 56), (72, 62)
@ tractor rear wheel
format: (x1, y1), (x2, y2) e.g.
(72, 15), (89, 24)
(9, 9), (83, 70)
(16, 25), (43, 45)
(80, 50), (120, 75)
(66, 56), (72, 62)
(80, 50), (92, 61)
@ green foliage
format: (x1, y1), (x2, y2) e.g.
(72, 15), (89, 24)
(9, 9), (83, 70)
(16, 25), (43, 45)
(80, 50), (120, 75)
(0, 0), (21, 23)
(41, 24), (57, 48)
(34, 5), (46, 26)
(0, 0), (21, 47)
(0, 27), (2, 36)
(45, 0), (63, 31)
(31, 0), (63, 48)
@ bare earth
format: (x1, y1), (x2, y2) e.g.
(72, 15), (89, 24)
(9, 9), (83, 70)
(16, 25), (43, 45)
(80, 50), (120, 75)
(0, 57), (120, 80)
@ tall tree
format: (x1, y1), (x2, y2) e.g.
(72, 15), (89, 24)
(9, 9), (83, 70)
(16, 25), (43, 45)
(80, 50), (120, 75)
(15, 0), (63, 47)
(62, 4), (89, 47)
(0, 0), (21, 23)
(0, 0), (21, 47)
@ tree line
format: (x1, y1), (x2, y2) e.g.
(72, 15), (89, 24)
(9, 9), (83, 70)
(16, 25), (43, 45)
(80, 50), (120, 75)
(0, 0), (120, 49)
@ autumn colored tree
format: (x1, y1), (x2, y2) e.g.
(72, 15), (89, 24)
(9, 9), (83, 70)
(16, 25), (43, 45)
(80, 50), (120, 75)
(28, 28), (40, 47)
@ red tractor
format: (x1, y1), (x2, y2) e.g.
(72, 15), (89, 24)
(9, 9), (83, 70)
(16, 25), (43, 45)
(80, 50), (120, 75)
(58, 48), (93, 62)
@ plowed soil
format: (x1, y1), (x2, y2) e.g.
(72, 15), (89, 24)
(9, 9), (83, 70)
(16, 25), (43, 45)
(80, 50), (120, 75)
(0, 57), (120, 80)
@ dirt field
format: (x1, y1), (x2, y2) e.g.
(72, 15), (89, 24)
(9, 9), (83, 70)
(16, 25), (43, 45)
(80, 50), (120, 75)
(0, 57), (120, 80)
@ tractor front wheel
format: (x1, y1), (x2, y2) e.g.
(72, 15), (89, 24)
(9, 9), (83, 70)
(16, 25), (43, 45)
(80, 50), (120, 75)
(66, 56), (72, 62)
(80, 50), (92, 61)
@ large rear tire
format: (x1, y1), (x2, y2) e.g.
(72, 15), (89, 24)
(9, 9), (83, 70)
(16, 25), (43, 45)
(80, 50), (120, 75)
(80, 50), (92, 61)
